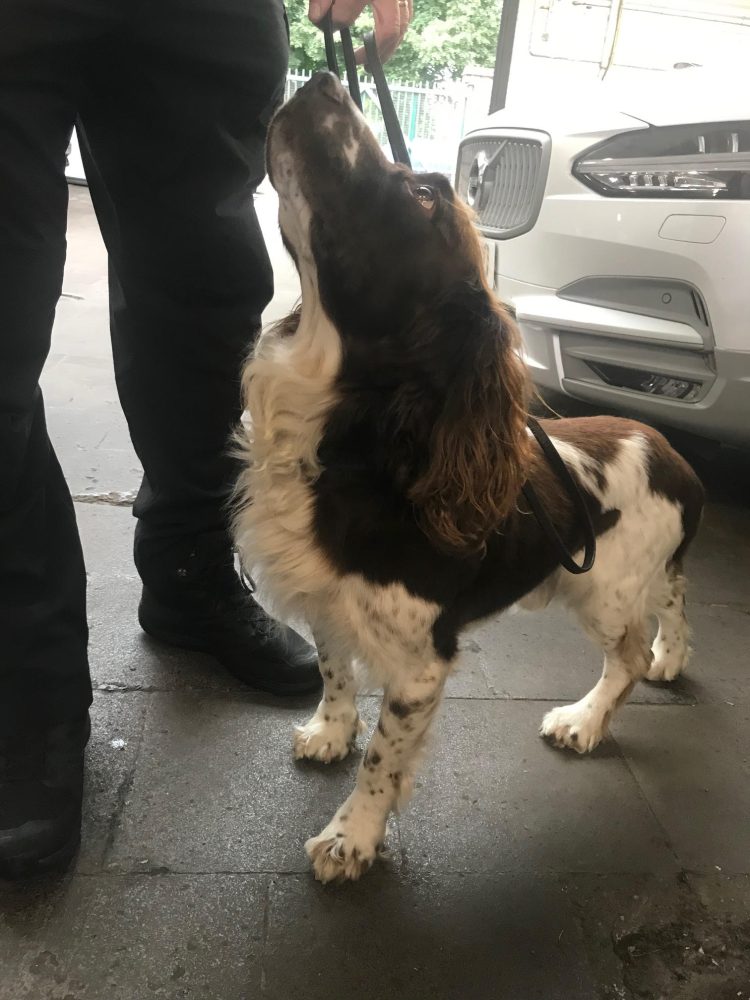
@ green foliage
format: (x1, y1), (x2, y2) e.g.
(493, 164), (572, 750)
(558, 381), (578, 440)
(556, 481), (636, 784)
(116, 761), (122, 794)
(285, 0), (503, 82)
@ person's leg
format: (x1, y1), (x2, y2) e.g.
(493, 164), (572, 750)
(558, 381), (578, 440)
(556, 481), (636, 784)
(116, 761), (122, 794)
(77, 0), (318, 694)
(0, 0), (113, 877)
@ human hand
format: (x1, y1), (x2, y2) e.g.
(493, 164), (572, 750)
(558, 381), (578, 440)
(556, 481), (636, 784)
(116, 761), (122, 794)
(308, 0), (413, 65)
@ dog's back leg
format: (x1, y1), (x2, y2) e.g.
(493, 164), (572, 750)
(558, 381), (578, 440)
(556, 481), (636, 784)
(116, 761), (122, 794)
(293, 625), (363, 763)
(541, 594), (653, 754)
(646, 562), (690, 682)
(305, 657), (450, 883)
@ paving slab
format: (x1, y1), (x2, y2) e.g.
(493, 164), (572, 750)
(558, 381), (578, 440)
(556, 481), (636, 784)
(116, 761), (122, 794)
(78, 692), (148, 873)
(264, 872), (597, 1000)
(616, 703), (750, 873)
(107, 692), (402, 875)
(87, 568), (236, 694)
(398, 699), (678, 876)
(687, 502), (750, 610)
(688, 871), (750, 925)
(468, 597), (749, 708)
(443, 638), (494, 697)
(0, 874), (267, 1000)
(467, 606), (697, 706)
(682, 602), (750, 704)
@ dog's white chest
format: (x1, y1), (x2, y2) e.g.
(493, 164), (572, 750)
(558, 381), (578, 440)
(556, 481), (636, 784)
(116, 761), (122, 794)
(233, 317), (342, 616)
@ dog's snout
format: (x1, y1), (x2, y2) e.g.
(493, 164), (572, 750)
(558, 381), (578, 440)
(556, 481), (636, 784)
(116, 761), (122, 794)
(307, 70), (346, 103)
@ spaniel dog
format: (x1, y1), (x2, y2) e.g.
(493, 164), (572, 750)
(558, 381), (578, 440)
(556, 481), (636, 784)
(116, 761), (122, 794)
(233, 72), (705, 883)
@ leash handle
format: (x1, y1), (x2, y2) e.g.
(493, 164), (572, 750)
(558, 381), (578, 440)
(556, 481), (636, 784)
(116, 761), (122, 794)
(340, 26), (363, 109)
(322, 11), (341, 78)
(362, 32), (411, 167)
(521, 417), (596, 574)
(321, 12), (411, 168)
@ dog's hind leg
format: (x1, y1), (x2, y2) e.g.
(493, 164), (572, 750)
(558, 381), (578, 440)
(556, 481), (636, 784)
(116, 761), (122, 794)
(646, 563), (690, 682)
(293, 625), (363, 764)
(541, 598), (652, 754)
(305, 657), (449, 883)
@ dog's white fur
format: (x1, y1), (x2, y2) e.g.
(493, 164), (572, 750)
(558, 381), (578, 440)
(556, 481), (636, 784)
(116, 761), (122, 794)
(234, 153), (692, 884)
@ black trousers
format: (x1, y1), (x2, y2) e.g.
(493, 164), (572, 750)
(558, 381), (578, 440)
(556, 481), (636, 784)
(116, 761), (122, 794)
(0, 0), (289, 730)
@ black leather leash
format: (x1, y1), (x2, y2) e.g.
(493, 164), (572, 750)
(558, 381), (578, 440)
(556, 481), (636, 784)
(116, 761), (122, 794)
(521, 417), (596, 574)
(321, 11), (412, 168)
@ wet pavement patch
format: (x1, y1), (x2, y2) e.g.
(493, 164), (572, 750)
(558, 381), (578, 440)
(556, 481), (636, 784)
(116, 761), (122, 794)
(614, 911), (750, 998)
(566, 873), (750, 1000)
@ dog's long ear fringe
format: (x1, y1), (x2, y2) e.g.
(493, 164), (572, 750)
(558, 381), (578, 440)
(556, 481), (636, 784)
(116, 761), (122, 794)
(408, 298), (531, 554)
(406, 196), (532, 554)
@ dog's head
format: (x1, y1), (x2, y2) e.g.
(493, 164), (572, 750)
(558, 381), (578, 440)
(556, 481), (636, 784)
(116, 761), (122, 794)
(267, 72), (531, 554)
(268, 72), (491, 329)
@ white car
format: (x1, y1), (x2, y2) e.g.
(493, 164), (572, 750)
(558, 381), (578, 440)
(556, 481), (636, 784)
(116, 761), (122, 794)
(455, 71), (750, 446)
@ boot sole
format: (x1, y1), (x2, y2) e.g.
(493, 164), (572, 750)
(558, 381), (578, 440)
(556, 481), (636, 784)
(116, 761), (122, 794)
(138, 610), (321, 697)
(0, 827), (81, 882)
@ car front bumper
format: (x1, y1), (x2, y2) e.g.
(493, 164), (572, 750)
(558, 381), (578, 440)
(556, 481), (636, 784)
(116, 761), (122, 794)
(500, 276), (750, 446)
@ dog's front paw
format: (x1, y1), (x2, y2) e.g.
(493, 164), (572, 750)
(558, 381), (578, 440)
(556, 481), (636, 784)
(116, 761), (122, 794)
(294, 711), (363, 764)
(540, 703), (606, 753)
(305, 804), (386, 883)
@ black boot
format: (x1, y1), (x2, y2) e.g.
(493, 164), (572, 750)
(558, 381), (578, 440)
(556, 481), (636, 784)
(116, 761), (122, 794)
(0, 713), (90, 880)
(137, 530), (321, 696)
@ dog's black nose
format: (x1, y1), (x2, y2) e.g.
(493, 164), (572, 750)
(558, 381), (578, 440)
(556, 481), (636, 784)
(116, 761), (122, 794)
(307, 70), (345, 102)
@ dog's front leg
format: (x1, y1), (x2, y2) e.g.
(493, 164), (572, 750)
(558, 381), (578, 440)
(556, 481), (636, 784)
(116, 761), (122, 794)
(306, 660), (448, 883)
(293, 626), (363, 763)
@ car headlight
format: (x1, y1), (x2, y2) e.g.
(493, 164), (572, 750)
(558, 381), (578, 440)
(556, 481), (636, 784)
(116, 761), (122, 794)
(574, 121), (750, 199)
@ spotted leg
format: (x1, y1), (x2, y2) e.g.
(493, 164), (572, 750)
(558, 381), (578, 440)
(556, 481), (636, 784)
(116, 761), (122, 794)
(647, 565), (691, 682)
(306, 660), (449, 883)
(541, 616), (652, 753)
(293, 627), (363, 764)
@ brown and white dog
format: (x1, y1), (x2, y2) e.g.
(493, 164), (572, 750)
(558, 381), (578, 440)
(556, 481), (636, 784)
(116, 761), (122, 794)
(233, 72), (705, 883)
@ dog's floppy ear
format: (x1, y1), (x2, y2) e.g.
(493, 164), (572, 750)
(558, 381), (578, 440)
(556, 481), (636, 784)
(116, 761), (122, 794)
(408, 294), (531, 554)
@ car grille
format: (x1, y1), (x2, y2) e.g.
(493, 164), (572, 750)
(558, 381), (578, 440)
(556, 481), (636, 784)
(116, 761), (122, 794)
(455, 131), (550, 239)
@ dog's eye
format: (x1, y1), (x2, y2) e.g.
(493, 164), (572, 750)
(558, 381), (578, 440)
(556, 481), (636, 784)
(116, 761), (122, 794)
(412, 185), (436, 211)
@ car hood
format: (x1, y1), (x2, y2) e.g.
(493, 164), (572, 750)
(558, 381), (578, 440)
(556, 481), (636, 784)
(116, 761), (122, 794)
(614, 68), (749, 126)
(478, 68), (748, 135)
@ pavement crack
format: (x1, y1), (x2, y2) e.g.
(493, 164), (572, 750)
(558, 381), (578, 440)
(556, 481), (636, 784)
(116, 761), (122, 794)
(100, 695), (149, 866)
(96, 683), (161, 693)
(260, 879), (272, 995)
(692, 599), (750, 615)
(613, 734), (681, 869)
(87, 867), (311, 877)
